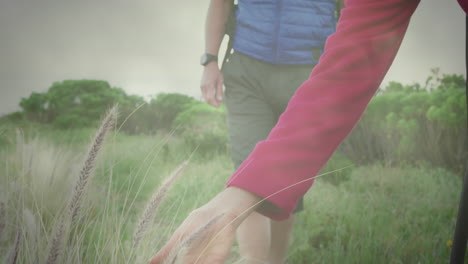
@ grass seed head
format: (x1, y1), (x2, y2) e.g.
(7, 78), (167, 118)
(45, 218), (67, 264)
(133, 160), (189, 248)
(68, 105), (118, 223)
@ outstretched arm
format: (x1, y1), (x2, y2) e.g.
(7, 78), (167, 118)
(227, 0), (421, 221)
(150, 0), (421, 262)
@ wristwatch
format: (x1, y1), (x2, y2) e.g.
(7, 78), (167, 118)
(200, 53), (218, 66)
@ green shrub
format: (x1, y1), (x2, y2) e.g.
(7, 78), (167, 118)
(341, 72), (466, 173)
(148, 93), (198, 131)
(1, 111), (24, 122)
(173, 103), (228, 158)
(19, 80), (141, 129)
(289, 165), (462, 263)
(319, 151), (354, 186)
(18, 81), (203, 134)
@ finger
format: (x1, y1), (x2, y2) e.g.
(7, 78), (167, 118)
(215, 78), (223, 102)
(177, 231), (233, 264)
(205, 85), (219, 107)
(181, 215), (233, 264)
(200, 84), (209, 102)
(201, 83), (216, 107)
(148, 235), (180, 264)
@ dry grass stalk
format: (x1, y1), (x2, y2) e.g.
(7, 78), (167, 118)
(162, 214), (223, 264)
(68, 105), (118, 223)
(0, 201), (5, 239)
(45, 219), (66, 264)
(15, 128), (23, 157)
(5, 229), (22, 264)
(133, 161), (189, 248)
(21, 207), (39, 256)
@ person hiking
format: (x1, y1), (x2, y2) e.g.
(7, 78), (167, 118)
(150, 0), (468, 263)
(198, 0), (342, 263)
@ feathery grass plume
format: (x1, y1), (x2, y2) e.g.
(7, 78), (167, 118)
(133, 161), (189, 248)
(45, 218), (67, 264)
(68, 105), (118, 223)
(5, 229), (21, 264)
(162, 214), (223, 264)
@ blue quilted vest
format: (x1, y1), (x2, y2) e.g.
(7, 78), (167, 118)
(233, 0), (337, 65)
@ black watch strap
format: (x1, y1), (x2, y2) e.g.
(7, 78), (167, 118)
(200, 53), (218, 66)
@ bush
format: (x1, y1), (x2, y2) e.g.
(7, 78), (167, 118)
(1, 111), (24, 122)
(319, 152), (354, 186)
(18, 81), (202, 134)
(340, 72), (466, 173)
(173, 103), (228, 157)
(147, 93), (198, 131)
(19, 80), (140, 129)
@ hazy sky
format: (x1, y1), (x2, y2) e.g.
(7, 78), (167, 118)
(0, 0), (465, 116)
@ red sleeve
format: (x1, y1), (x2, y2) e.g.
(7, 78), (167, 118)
(226, 0), (421, 221)
(458, 0), (468, 14)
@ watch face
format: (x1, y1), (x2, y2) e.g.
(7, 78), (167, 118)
(200, 53), (217, 66)
(200, 54), (208, 65)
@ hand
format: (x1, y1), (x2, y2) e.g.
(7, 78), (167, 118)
(200, 62), (224, 108)
(149, 187), (261, 264)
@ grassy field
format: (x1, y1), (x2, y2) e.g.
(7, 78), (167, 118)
(0, 118), (463, 263)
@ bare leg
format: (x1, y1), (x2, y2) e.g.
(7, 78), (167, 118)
(268, 215), (296, 264)
(236, 211), (271, 264)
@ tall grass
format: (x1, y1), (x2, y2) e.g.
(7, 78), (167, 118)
(0, 116), (463, 263)
(0, 112), (230, 263)
(289, 165), (462, 263)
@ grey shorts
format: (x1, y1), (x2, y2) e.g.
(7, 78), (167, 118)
(222, 52), (315, 213)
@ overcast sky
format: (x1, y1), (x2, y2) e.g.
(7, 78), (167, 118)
(0, 0), (465, 116)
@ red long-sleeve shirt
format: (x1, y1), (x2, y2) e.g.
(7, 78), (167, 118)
(226, 0), (423, 221)
(459, 0), (468, 13)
